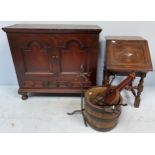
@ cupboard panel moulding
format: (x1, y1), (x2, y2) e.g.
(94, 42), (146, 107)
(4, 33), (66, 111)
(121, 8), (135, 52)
(3, 24), (102, 100)
(22, 40), (53, 74)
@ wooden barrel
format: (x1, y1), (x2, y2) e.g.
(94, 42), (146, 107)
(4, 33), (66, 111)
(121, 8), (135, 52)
(84, 87), (122, 132)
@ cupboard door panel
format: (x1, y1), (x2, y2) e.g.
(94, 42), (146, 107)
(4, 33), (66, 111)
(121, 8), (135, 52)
(60, 41), (88, 73)
(57, 38), (93, 89)
(16, 35), (54, 77)
(59, 39), (90, 75)
(22, 40), (52, 74)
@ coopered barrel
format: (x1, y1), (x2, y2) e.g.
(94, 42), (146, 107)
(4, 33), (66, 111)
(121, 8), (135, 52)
(84, 87), (122, 132)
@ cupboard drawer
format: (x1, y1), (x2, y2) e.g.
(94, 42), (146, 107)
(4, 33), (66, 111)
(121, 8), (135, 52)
(21, 80), (91, 89)
(21, 80), (58, 88)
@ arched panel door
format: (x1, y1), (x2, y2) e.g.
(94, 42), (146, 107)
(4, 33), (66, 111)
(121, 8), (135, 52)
(15, 34), (55, 78)
(60, 40), (89, 73)
(58, 39), (91, 88)
(22, 40), (53, 75)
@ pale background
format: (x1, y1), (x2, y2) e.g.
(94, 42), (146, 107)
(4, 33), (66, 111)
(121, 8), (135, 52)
(0, 21), (155, 86)
(0, 0), (155, 154)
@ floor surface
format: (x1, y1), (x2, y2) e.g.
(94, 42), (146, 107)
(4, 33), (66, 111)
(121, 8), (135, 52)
(0, 86), (154, 133)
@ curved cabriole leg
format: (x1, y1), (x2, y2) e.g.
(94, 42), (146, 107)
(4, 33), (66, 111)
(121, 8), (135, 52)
(134, 73), (146, 108)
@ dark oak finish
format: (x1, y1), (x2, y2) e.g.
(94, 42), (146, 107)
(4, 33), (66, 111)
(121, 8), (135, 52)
(98, 73), (136, 106)
(103, 36), (153, 108)
(3, 24), (102, 100)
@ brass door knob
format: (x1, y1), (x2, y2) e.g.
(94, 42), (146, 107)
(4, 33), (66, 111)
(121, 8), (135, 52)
(43, 81), (49, 87)
(55, 55), (59, 59)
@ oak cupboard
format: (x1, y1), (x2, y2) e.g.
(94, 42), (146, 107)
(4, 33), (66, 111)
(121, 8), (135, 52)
(3, 24), (102, 100)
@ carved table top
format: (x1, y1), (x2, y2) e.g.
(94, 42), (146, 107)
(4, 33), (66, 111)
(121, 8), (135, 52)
(105, 36), (153, 72)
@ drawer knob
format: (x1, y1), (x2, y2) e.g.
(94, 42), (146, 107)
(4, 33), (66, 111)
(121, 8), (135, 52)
(52, 55), (59, 59)
(43, 81), (49, 87)
(55, 56), (59, 59)
(49, 83), (57, 87)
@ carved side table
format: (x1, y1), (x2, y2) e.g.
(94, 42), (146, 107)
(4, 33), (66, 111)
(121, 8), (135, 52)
(103, 36), (153, 108)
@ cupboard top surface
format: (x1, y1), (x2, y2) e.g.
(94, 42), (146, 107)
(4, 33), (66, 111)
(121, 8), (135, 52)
(2, 24), (102, 34)
(106, 36), (145, 41)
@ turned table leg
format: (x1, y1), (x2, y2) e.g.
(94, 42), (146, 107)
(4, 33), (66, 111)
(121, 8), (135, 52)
(128, 82), (137, 97)
(134, 73), (146, 108)
(103, 69), (110, 86)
